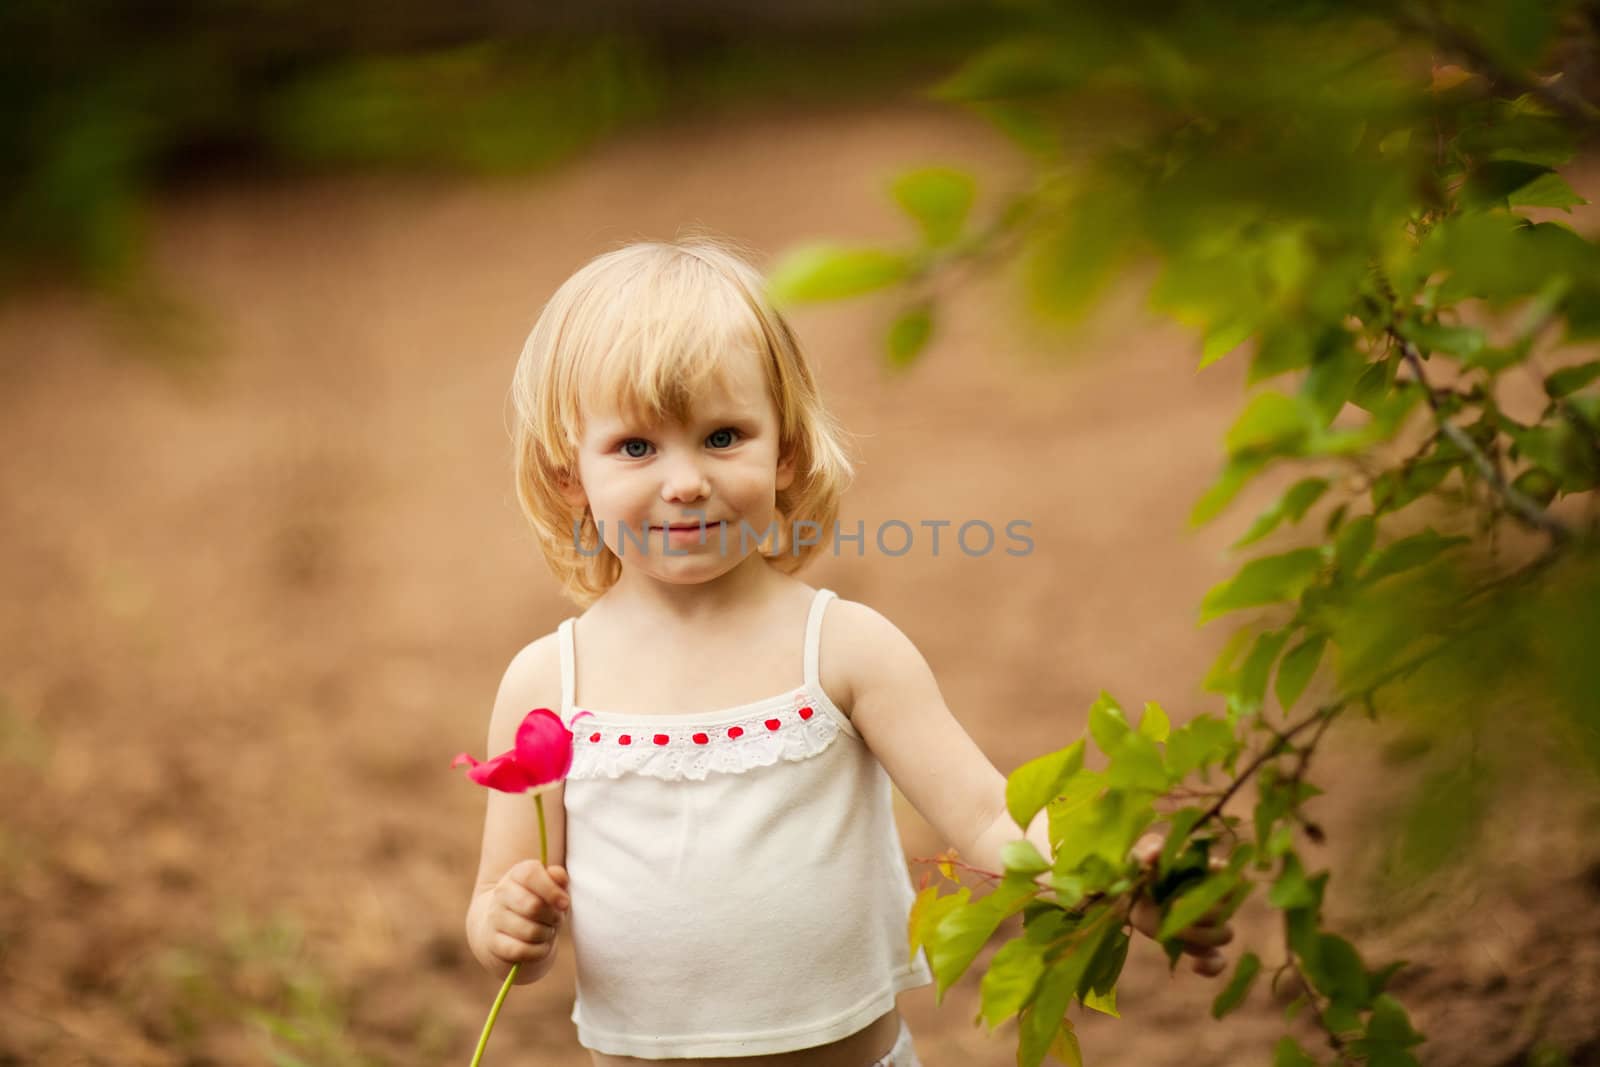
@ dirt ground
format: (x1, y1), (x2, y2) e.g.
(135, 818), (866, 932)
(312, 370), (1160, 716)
(2, 101), (1598, 1067)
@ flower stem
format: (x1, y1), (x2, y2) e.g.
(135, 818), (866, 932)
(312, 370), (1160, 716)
(467, 792), (550, 1067)
(470, 968), (518, 1067)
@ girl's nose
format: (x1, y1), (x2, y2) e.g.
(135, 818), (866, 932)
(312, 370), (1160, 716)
(659, 457), (710, 503)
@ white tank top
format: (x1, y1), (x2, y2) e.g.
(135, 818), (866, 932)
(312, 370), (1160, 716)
(557, 587), (933, 1059)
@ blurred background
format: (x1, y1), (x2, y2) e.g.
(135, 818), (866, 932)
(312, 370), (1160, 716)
(2, 2), (1598, 1065)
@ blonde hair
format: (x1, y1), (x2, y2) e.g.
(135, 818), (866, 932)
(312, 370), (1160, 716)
(510, 234), (856, 608)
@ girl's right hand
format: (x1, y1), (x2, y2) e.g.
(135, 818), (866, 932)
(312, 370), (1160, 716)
(487, 859), (571, 967)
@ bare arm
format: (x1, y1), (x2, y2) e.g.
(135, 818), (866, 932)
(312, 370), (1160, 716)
(831, 600), (1232, 974)
(827, 600), (1036, 873)
(464, 633), (571, 986)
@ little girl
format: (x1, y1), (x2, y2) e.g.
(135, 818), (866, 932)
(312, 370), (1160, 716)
(463, 236), (1230, 1067)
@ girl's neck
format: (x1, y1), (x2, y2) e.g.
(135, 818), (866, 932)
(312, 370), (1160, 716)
(597, 552), (795, 630)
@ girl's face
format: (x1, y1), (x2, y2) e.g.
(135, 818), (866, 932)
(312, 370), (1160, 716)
(562, 345), (796, 586)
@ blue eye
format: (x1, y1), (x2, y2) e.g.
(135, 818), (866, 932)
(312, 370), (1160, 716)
(707, 428), (739, 449)
(621, 439), (652, 458)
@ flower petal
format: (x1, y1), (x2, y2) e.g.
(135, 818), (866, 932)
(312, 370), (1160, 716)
(451, 750), (536, 793)
(514, 708), (577, 787)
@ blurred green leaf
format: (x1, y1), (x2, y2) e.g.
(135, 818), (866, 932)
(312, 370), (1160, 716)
(1211, 951), (1262, 1019)
(1139, 701), (1171, 743)
(1362, 530), (1470, 584)
(1225, 392), (1315, 457)
(1545, 360), (1600, 399)
(1509, 171), (1586, 211)
(1158, 871), (1239, 939)
(1274, 1036), (1318, 1067)
(1003, 839), (1051, 877)
(1088, 692), (1131, 754)
(1275, 634), (1327, 712)
(887, 304), (934, 367)
(891, 166), (975, 248)
(1200, 549), (1325, 622)
(768, 244), (911, 303)
(1236, 477), (1330, 548)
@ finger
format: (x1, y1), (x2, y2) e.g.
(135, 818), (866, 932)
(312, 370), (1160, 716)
(495, 911), (557, 945)
(1189, 947), (1227, 978)
(490, 930), (554, 966)
(513, 863), (572, 913)
(1130, 833), (1164, 868)
(1129, 896), (1161, 940)
(1179, 923), (1235, 950)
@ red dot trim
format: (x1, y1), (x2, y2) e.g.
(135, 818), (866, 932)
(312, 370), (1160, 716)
(653, 734), (670, 746)
(765, 718), (782, 731)
(589, 732), (601, 743)
(799, 707), (814, 720)
(693, 733), (709, 745)
(618, 734), (632, 746)
(728, 726), (744, 740)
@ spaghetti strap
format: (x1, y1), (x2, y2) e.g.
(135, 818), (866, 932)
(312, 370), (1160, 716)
(803, 588), (836, 693)
(558, 618), (577, 720)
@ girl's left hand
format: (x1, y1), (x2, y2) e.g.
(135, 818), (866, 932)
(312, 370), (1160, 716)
(1126, 833), (1234, 977)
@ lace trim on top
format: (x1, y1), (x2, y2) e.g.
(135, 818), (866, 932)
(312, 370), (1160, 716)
(565, 688), (842, 782)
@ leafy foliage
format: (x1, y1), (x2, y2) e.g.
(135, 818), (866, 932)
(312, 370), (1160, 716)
(782, 1), (1600, 1062)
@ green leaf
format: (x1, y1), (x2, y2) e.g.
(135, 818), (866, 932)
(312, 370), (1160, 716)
(1002, 839), (1051, 877)
(1087, 693), (1130, 754)
(1081, 986), (1118, 1017)
(1191, 453), (1272, 527)
(1362, 529), (1470, 584)
(1200, 549), (1325, 623)
(1273, 1036), (1319, 1067)
(1275, 634), (1327, 712)
(1165, 715), (1235, 778)
(1507, 420), (1600, 492)
(1078, 927), (1129, 1011)
(1210, 951), (1262, 1019)
(1235, 477), (1330, 548)
(1107, 732), (1169, 792)
(1226, 391), (1314, 457)
(1545, 360), (1600, 399)
(890, 166), (975, 248)
(767, 244), (910, 304)
(933, 38), (1087, 102)
(978, 936), (1047, 1029)
(1462, 159), (1553, 210)
(908, 885), (967, 957)
(1138, 701), (1171, 743)
(887, 305), (933, 367)
(1305, 933), (1369, 1006)
(1508, 171), (1585, 211)
(1199, 316), (1257, 369)
(1366, 993), (1424, 1045)
(1007, 740), (1086, 830)
(1396, 319), (1486, 360)
(1157, 872), (1240, 940)
(1018, 921), (1104, 1067)
(1239, 627), (1292, 713)
(1268, 853), (1318, 909)
(1203, 626), (1254, 693)
(929, 877), (1036, 992)
(1334, 513), (1376, 574)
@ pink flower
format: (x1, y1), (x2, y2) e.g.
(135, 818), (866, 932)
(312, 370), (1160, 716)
(452, 708), (591, 795)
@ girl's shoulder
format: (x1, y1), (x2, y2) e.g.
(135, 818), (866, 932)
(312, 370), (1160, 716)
(816, 595), (920, 717)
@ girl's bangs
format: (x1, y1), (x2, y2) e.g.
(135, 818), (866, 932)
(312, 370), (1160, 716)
(575, 273), (769, 429)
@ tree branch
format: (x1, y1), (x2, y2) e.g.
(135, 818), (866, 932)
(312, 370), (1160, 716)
(1393, 334), (1573, 543)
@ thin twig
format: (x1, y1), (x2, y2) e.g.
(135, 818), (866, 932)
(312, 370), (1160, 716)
(1394, 335), (1572, 543)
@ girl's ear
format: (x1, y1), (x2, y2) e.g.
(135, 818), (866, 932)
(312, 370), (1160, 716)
(775, 447), (797, 492)
(557, 471), (587, 508)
